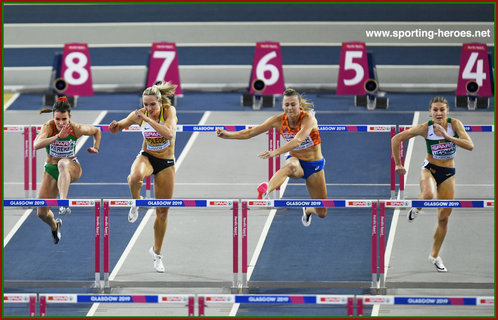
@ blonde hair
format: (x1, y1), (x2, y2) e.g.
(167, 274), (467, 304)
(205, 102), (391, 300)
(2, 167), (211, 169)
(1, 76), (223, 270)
(142, 81), (177, 106)
(283, 88), (314, 112)
(429, 96), (449, 110)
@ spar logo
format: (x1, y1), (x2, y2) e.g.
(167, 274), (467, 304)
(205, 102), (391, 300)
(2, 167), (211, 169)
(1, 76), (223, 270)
(47, 295), (74, 302)
(4, 295), (29, 302)
(368, 125), (389, 131)
(71, 200), (95, 206)
(110, 200), (133, 206)
(478, 298), (494, 305)
(248, 201), (271, 206)
(161, 296), (185, 302)
(347, 200), (371, 207)
(206, 296), (233, 302)
(364, 296), (392, 304)
(209, 200), (232, 207)
(386, 201), (409, 207)
(319, 296), (346, 303)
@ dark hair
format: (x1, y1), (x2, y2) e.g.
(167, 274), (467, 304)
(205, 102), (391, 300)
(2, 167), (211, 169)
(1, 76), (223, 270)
(429, 96), (449, 110)
(40, 96), (72, 114)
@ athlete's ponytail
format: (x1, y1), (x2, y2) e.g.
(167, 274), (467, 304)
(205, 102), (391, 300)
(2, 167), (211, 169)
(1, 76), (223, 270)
(40, 96), (72, 114)
(143, 81), (178, 106)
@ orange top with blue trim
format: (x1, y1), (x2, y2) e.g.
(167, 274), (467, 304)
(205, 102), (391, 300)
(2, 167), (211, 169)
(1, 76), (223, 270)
(280, 110), (321, 150)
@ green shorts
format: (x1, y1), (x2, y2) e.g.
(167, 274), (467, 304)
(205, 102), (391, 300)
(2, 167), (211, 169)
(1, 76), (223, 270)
(45, 163), (59, 181)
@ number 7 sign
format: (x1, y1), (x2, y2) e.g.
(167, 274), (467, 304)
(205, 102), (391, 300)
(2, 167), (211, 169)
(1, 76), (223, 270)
(146, 42), (182, 95)
(457, 43), (492, 97)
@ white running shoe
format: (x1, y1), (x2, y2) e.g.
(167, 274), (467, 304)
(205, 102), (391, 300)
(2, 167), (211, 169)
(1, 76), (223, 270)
(128, 206), (139, 223)
(407, 208), (419, 222)
(257, 182), (269, 200)
(428, 255), (448, 272)
(149, 247), (165, 273)
(52, 218), (62, 244)
(59, 206), (71, 215)
(301, 208), (312, 227)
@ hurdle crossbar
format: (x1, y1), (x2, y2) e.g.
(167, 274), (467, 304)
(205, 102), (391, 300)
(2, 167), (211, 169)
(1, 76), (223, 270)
(104, 199), (238, 290)
(3, 199), (102, 288)
(356, 295), (494, 316)
(38, 294), (194, 316)
(241, 199), (378, 292)
(198, 294), (355, 317)
(3, 293), (37, 317)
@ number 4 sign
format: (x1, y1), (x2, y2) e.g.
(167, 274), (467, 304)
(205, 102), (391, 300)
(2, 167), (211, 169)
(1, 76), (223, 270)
(146, 42), (182, 95)
(60, 43), (94, 96)
(249, 41), (285, 95)
(457, 43), (492, 97)
(336, 42), (370, 95)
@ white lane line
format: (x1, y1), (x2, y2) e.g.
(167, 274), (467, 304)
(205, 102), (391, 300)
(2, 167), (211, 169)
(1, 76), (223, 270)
(3, 92), (20, 111)
(3, 111), (107, 247)
(229, 177), (290, 317)
(88, 111), (211, 316)
(371, 112), (419, 317)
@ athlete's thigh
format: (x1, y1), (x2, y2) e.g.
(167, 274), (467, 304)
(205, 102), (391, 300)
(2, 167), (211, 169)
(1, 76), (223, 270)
(130, 154), (153, 178)
(153, 166), (175, 199)
(285, 156), (304, 179)
(437, 176), (455, 200)
(38, 172), (59, 198)
(305, 170), (327, 199)
(67, 160), (82, 183)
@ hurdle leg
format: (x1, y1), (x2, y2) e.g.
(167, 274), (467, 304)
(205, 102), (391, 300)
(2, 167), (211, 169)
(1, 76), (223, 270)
(347, 297), (354, 316)
(274, 128), (281, 198)
(103, 200), (110, 291)
(146, 176), (152, 199)
(24, 126), (29, 198)
(39, 295), (46, 317)
(232, 201), (239, 293)
(31, 126), (37, 199)
(197, 296), (205, 316)
(94, 201), (101, 290)
(356, 296), (364, 316)
(188, 296), (195, 316)
(371, 202), (378, 294)
(241, 201), (248, 293)
(268, 129), (274, 191)
(399, 127), (406, 199)
(379, 201), (386, 294)
(390, 126), (396, 199)
(29, 294), (36, 317)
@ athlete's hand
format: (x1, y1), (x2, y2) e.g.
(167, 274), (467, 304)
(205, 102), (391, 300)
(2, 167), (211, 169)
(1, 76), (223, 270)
(216, 128), (229, 138)
(258, 150), (275, 159)
(395, 164), (406, 175)
(87, 147), (99, 154)
(433, 123), (448, 139)
(134, 109), (147, 121)
(109, 121), (120, 133)
(58, 123), (71, 139)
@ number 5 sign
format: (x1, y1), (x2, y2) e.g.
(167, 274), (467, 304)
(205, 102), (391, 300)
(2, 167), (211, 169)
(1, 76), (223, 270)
(457, 43), (492, 97)
(249, 41), (285, 95)
(146, 42), (182, 95)
(336, 42), (370, 95)
(60, 43), (94, 96)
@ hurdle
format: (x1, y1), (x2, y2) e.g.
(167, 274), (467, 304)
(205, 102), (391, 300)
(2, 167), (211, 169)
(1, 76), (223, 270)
(3, 199), (102, 289)
(241, 199), (380, 293)
(103, 199), (238, 291)
(356, 295), (494, 316)
(38, 293), (195, 317)
(379, 199), (495, 293)
(3, 293), (37, 317)
(198, 294), (355, 317)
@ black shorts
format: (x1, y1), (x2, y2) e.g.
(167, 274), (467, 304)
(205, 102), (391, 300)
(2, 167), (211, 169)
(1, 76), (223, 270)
(423, 161), (456, 186)
(141, 151), (175, 175)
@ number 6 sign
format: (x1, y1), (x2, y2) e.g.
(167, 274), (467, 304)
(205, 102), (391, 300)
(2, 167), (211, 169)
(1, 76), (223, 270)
(146, 42), (182, 95)
(249, 41), (285, 95)
(60, 43), (94, 96)
(457, 43), (492, 97)
(336, 42), (370, 95)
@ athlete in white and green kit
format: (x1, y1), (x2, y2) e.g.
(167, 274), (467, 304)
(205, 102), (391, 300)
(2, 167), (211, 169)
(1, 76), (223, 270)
(34, 97), (101, 244)
(391, 96), (474, 272)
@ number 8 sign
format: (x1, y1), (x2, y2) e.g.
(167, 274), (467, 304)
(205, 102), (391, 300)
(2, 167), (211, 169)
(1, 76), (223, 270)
(336, 42), (370, 95)
(249, 41), (285, 95)
(457, 43), (492, 97)
(60, 43), (94, 96)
